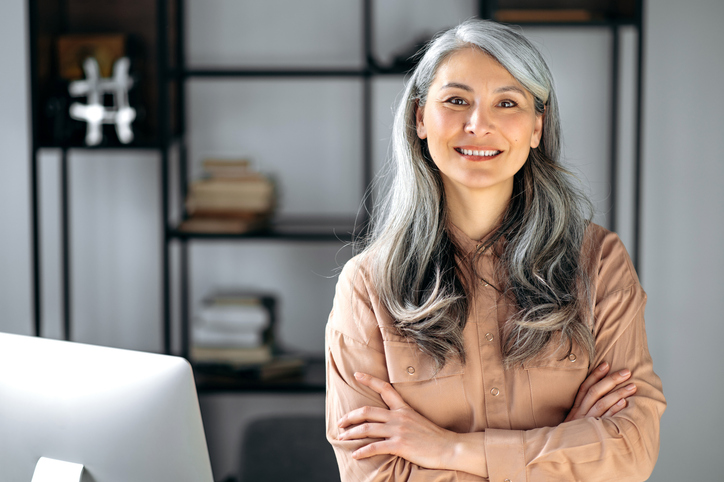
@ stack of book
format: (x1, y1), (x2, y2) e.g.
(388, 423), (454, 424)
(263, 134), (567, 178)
(191, 293), (274, 367)
(191, 292), (306, 382)
(180, 159), (276, 234)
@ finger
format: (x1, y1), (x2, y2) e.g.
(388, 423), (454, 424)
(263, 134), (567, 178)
(564, 362), (610, 422)
(337, 421), (390, 441)
(575, 368), (632, 416)
(570, 362), (609, 412)
(338, 405), (391, 429)
(586, 383), (637, 418)
(352, 440), (397, 460)
(354, 372), (408, 410)
(603, 398), (627, 418)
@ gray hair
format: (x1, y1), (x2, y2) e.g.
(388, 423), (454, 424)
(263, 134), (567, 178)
(359, 19), (594, 369)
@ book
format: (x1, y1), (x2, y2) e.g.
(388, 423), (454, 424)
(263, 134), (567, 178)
(189, 178), (273, 196)
(178, 217), (268, 234)
(202, 158), (254, 179)
(190, 344), (273, 367)
(197, 303), (270, 332)
(494, 9), (595, 23)
(194, 355), (306, 382)
(186, 178), (275, 214)
(192, 329), (263, 349)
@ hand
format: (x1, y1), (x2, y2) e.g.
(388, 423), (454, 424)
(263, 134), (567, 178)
(336, 372), (457, 470)
(564, 362), (637, 422)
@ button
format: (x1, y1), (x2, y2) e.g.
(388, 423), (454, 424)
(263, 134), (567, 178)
(485, 332), (494, 342)
(504, 479), (511, 482)
(490, 387), (500, 396)
(407, 366), (415, 374)
(568, 353), (577, 362)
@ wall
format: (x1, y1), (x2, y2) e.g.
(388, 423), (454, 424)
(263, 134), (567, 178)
(0, 0), (32, 336)
(642, 0), (724, 479)
(2, 0), (723, 480)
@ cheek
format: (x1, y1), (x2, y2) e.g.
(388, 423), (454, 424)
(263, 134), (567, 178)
(501, 118), (535, 148)
(425, 110), (457, 139)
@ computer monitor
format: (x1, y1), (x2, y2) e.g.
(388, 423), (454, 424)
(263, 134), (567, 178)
(0, 332), (214, 482)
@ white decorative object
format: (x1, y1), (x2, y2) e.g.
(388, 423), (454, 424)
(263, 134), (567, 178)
(31, 457), (84, 482)
(68, 56), (136, 146)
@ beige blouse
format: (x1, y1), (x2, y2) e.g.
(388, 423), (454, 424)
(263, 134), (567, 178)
(325, 223), (666, 481)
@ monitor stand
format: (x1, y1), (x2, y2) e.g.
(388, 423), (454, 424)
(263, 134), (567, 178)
(32, 457), (84, 482)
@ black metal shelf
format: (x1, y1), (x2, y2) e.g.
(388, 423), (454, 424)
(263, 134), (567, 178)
(168, 216), (362, 242)
(194, 358), (325, 394)
(36, 142), (165, 151)
(173, 65), (414, 79)
(36, 135), (184, 151)
(28, 0), (645, 396)
(503, 19), (638, 27)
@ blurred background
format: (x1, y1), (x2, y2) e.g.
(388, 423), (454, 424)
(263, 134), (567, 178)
(1, 0), (722, 480)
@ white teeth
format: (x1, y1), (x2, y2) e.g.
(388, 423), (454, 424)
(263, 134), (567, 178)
(460, 149), (500, 156)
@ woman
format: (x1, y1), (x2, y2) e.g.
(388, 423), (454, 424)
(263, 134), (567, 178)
(326, 19), (665, 481)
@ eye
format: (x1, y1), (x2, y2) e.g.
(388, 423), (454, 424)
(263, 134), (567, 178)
(498, 99), (518, 108)
(445, 97), (468, 106)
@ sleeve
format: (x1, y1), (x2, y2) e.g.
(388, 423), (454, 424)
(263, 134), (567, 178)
(325, 259), (482, 482)
(484, 234), (667, 482)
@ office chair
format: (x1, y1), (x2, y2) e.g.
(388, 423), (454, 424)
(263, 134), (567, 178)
(239, 415), (340, 482)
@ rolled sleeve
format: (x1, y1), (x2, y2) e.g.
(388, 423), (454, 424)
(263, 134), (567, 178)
(484, 430), (525, 482)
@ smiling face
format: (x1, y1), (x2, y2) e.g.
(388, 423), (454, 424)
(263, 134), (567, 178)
(416, 47), (543, 204)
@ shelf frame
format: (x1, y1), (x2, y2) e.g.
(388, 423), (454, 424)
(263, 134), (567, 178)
(27, 1), (645, 393)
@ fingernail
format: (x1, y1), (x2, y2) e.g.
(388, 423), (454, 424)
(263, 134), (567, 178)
(354, 372), (362, 379)
(625, 383), (636, 391)
(598, 362), (609, 371)
(617, 399), (626, 406)
(618, 369), (630, 377)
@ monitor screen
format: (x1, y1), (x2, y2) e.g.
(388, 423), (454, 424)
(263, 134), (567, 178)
(0, 332), (214, 482)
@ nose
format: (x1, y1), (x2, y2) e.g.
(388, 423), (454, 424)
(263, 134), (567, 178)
(464, 104), (494, 136)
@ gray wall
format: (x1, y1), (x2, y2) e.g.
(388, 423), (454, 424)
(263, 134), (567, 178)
(642, 0), (724, 479)
(1, 0), (722, 480)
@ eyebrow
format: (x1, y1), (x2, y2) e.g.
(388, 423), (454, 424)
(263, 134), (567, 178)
(440, 82), (473, 92)
(494, 85), (528, 96)
(440, 83), (528, 96)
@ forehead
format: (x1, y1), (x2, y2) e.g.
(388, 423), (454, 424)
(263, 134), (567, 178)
(431, 47), (526, 92)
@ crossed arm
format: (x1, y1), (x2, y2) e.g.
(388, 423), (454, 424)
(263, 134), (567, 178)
(327, 238), (665, 481)
(335, 363), (636, 477)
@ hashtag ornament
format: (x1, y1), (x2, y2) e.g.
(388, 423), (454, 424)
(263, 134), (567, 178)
(68, 56), (136, 146)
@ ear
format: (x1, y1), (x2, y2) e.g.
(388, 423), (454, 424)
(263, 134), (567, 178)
(530, 111), (544, 149)
(415, 101), (427, 140)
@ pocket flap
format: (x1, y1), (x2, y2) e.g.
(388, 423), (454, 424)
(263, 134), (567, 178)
(523, 341), (589, 370)
(383, 340), (463, 383)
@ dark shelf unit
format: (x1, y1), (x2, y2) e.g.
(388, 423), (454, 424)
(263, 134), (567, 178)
(194, 357), (325, 394)
(28, 0), (644, 394)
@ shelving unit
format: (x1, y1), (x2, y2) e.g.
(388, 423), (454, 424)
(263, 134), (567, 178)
(28, 0), (644, 394)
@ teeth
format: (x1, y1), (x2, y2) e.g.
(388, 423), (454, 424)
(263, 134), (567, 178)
(460, 148), (500, 156)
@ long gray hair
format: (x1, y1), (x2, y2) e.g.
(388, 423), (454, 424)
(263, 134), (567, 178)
(359, 19), (595, 369)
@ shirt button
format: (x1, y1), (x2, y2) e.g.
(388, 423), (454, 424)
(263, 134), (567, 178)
(407, 366), (415, 374)
(568, 353), (577, 362)
(490, 387), (500, 396)
(485, 332), (494, 342)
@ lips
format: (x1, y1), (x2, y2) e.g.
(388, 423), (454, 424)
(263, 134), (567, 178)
(455, 147), (502, 157)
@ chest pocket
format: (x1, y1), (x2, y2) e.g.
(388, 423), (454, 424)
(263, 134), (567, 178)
(383, 340), (470, 433)
(523, 342), (590, 428)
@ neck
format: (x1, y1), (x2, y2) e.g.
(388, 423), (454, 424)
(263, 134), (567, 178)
(443, 178), (513, 241)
